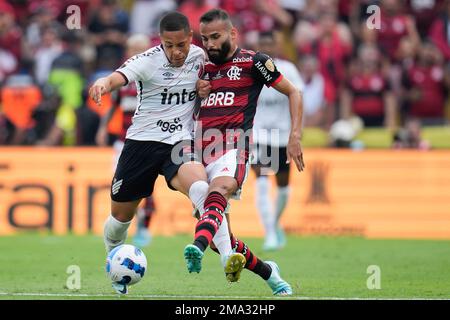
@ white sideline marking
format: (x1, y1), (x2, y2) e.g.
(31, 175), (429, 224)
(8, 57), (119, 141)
(0, 292), (447, 300)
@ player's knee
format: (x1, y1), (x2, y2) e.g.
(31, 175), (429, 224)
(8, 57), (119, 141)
(111, 201), (138, 222)
(208, 184), (234, 198)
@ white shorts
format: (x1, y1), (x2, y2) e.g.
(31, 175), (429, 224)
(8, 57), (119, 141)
(205, 149), (250, 200)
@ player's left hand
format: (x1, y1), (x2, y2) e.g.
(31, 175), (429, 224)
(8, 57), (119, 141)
(196, 79), (211, 98)
(287, 135), (305, 172)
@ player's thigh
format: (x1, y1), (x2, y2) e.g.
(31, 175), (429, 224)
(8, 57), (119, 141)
(207, 148), (250, 199)
(111, 199), (142, 222)
(170, 161), (208, 196)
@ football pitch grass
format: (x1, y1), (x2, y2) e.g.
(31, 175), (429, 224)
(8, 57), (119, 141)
(0, 234), (449, 300)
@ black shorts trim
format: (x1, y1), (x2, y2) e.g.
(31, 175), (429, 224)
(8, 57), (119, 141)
(252, 144), (290, 173)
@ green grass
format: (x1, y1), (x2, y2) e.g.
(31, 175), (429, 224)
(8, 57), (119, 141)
(0, 234), (449, 300)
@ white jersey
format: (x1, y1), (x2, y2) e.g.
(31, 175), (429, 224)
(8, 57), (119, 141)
(116, 44), (205, 144)
(253, 58), (304, 147)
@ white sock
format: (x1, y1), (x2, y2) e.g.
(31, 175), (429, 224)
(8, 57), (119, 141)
(188, 180), (209, 216)
(256, 177), (277, 243)
(275, 186), (290, 223)
(213, 204), (233, 267)
(104, 215), (131, 253)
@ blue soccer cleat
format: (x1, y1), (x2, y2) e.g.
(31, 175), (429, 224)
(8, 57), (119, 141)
(112, 282), (128, 295)
(265, 261), (293, 296)
(276, 226), (287, 248)
(133, 227), (152, 248)
(184, 244), (204, 273)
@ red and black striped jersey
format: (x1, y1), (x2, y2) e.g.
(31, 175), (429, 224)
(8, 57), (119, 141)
(197, 48), (283, 151)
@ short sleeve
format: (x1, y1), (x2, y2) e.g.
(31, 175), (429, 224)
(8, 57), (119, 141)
(116, 52), (157, 83)
(252, 52), (283, 87)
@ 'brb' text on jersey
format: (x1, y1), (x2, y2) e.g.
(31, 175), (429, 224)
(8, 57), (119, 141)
(116, 44), (205, 144)
(198, 48), (282, 153)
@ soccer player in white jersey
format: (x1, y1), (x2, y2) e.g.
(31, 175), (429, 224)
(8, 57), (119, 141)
(89, 12), (244, 295)
(252, 31), (305, 251)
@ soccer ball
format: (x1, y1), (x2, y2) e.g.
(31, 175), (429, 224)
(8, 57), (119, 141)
(106, 244), (147, 286)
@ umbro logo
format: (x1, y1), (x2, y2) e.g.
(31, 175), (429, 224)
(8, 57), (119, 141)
(163, 72), (175, 79)
(221, 167), (229, 172)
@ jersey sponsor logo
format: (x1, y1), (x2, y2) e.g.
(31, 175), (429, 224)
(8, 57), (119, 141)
(227, 66), (242, 80)
(156, 117), (183, 133)
(160, 88), (197, 105)
(232, 57), (252, 63)
(254, 61), (273, 82)
(201, 92), (235, 107)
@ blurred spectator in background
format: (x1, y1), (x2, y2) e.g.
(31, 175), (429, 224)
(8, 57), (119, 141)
(0, 74), (42, 144)
(33, 26), (64, 85)
(407, 0), (444, 39)
(294, 5), (353, 128)
(401, 41), (447, 125)
(0, 1), (21, 79)
(299, 54), (325, 127)
(429, 0), (450, 61)
(392, 116), (431, 149)
(129, 0), (176, 36)
(179, 0), (214, 45)
(341, 44), (397, 129)
(221, 0), (293, 49)
(377, 0), (420, 62)
(88, 0), (129, 69)
(41, 30), (85, 145)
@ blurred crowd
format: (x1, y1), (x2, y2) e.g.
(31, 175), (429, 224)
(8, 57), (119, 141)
(0, 0), (449, 148)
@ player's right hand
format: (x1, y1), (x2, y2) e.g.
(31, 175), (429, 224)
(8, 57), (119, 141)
(89, 83), (107, 106)
(196, 79), (211, 98)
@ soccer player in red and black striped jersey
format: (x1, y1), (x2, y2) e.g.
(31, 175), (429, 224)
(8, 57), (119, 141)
(184, 9), (305, 296)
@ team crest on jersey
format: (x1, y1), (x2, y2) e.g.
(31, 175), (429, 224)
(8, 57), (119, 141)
(227, 66), (242, 80)
(265, 59), (275, 72)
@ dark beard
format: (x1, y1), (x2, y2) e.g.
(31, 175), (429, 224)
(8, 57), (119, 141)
(207, 39), (231, 65)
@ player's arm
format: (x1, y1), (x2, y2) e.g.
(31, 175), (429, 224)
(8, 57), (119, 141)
(89, 72), (127, 106)
(273, 77), (305, 172)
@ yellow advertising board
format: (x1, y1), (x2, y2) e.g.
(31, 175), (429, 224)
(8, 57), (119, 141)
(1, 148), (449, 239)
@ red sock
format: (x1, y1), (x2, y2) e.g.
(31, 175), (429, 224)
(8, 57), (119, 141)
(193, 192), (227, 252)
(231, 234), (272, 280)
